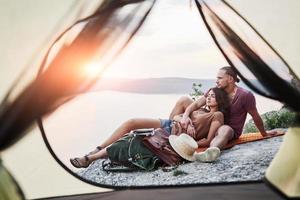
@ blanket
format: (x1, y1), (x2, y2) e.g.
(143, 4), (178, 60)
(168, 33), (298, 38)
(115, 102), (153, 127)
(196, 130), (285, 153)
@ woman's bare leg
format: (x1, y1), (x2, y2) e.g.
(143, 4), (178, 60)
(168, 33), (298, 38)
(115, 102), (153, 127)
(99, 118), (161, 149)
(71, 118), (161, 168)
(169, 96), (193, 120)
(70, 148), (108, 168)
(88, 148), (108, 161)
(96, 96), (192, 150)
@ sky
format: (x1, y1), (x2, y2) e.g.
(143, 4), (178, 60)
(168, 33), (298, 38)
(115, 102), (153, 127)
(101, 0), (228, 79)
(1, 0), (299, 100)
(0, 0), (228, 102)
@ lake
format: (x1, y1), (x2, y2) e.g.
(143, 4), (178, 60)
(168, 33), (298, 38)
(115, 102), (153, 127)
(42, 82), (283, 170)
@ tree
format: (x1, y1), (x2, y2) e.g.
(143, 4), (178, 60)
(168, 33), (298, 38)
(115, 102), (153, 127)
(189, 83), (204, 100)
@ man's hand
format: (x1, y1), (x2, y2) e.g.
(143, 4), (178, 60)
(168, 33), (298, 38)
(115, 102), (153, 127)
(261, 130), (278, 137)
(248, 108), (279, 138)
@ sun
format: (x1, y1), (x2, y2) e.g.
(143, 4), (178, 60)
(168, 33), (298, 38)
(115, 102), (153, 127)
(84, 62), (103, 78)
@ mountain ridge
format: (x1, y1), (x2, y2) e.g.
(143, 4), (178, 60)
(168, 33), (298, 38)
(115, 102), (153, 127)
(89, 77), (248, 94)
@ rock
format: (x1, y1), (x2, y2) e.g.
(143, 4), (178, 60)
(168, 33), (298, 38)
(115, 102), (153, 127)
(77, 136), (283, 186)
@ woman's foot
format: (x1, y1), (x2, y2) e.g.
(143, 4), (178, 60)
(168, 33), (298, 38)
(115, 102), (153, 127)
(70, 155), (92, 168)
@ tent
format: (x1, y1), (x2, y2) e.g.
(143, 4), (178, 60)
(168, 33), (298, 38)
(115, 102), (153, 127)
(0, 0), (299, 199)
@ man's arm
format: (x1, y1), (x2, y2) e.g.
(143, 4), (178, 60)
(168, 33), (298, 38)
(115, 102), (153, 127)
(181, 96), (206, 128)
(248, 108), (277, 137)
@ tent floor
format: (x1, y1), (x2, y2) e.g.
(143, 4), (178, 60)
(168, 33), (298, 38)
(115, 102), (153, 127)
(39, 181), (286, 200)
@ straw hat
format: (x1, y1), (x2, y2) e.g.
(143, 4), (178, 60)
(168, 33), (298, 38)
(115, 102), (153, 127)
(169, 133), (198, 161)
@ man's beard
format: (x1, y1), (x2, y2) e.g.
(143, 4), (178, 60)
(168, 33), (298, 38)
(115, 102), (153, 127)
(217, 84), (227, 89)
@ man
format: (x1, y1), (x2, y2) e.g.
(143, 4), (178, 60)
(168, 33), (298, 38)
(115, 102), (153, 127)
(169, 66), (277, 162)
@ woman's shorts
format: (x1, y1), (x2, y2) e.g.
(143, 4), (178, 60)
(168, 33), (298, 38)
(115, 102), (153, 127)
(159, 119), (174, 135)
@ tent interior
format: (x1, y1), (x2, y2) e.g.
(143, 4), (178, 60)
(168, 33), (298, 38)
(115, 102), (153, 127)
(0, 0), (299, 199)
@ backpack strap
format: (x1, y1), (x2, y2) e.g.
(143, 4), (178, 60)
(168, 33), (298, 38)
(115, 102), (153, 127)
(101, 159), (138, 172)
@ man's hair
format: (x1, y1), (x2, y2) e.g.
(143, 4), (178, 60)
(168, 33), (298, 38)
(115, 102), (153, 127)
(220, 66), (240, 83)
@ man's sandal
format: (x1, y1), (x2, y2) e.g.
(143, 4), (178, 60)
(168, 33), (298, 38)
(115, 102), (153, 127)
(70, 156), (91, 168)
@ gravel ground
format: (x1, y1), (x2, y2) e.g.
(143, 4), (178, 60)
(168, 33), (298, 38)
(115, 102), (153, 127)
(77, 135), (283, 187)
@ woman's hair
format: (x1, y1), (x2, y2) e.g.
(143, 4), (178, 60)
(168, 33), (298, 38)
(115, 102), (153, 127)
(221, 66), (240, 83)
(208, 87), (230, 124)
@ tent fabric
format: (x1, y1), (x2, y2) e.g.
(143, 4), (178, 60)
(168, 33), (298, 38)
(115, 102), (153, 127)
(266, 127), (300, 197)
(225, 0), (300, 78)
(0, 0), (300, 199)
(196, 131), (285, 153)
(195, 0), (300, 112)
(38, 182), (285, 200)
(0, 0), (156, 150)
(0, 160), (24, 200)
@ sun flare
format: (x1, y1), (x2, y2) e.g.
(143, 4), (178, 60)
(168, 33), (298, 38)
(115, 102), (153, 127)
(84, 62), (103, 77)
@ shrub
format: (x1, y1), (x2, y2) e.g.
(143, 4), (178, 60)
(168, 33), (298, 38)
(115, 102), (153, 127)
(243, 108), (296, 133)
(189, 83), (204, 100)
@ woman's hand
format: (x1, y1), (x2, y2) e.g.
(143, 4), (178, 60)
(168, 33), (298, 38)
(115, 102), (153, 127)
(171, 121), (182, 135)
(186, 124), (196, 138)
(180, 116), (191, 129)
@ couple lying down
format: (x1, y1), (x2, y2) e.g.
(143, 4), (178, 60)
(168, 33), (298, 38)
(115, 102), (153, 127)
(70, 67), (277, 168)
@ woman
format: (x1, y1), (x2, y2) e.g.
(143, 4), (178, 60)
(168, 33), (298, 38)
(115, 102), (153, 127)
(70, 87), (230, 168)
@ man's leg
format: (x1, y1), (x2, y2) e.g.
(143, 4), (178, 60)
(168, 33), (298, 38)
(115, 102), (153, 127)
(210, 125), (234, 150)
(195, 125), (234, 162)
(169, 96), (193, 120)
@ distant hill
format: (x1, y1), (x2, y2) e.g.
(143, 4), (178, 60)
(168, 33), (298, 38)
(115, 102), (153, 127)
(88, 77), (249, 94)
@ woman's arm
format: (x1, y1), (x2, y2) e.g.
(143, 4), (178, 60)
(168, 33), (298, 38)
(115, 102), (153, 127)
(172, 115), (196, 137)
(197, 112), (224, 147)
